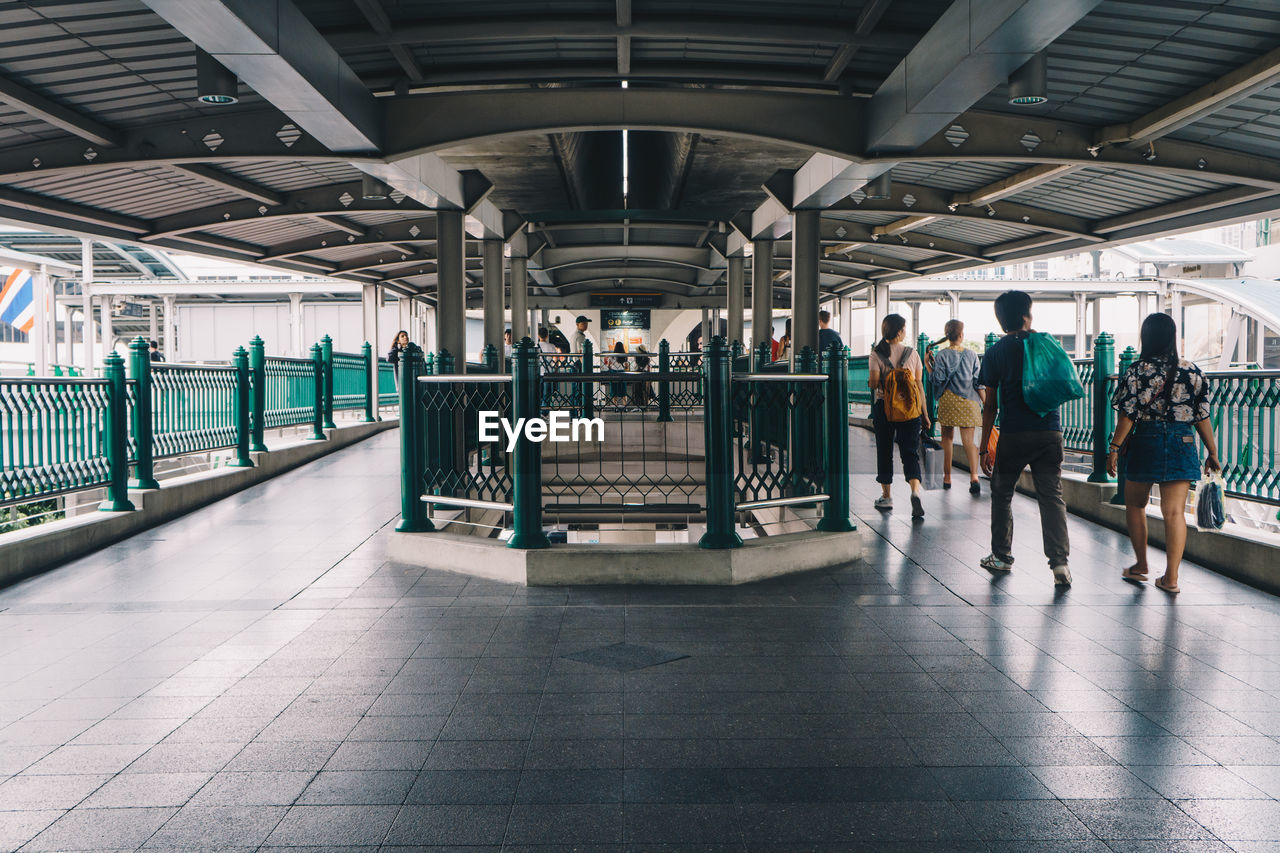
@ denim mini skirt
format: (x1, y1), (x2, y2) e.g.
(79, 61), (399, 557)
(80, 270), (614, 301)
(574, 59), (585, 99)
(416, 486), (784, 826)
(1124, 420), (1201, 483)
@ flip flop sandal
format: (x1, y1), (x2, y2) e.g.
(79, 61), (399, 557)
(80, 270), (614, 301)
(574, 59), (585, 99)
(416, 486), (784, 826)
(1154, 576), (1180, 594)
(1121, 566), (1148, 584)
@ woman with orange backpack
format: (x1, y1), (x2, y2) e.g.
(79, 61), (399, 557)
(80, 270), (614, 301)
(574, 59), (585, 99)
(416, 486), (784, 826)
(867, 314), (931, 518)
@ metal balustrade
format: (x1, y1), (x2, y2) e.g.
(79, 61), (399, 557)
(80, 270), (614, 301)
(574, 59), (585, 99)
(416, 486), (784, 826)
(1, 377), (113, 504)
(261, 356), (320, 430)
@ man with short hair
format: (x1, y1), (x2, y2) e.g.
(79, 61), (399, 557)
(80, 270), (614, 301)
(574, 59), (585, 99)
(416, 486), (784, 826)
(817, 309), (843, 354)
(570, 315), (592, 353)
(148, 340), (163, 362)
(978, 290), (1071, 586)
(536, 327), (558, 354)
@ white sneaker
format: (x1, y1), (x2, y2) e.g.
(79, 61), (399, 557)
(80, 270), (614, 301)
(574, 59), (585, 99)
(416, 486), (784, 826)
(874, 496), (893, 511)
(1052, 564), (1072, 587)
(980, 554), (1013, 573)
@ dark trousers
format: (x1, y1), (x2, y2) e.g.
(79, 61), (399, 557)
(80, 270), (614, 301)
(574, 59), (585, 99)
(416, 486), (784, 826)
(990, 430), (1070, 565)
(872, 400), (922, 485)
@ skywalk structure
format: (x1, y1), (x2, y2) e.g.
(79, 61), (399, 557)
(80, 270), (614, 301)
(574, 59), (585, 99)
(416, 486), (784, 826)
(2, 0), (1280, 582)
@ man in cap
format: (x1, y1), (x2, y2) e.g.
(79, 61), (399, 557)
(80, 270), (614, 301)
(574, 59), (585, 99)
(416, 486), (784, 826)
(570, 315), (592, 353)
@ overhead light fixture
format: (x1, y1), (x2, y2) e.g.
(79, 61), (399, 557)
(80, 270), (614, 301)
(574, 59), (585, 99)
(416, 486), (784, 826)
(864, 171), (892, 200)
(361, 174), (392, 200)
(1008, 52), (1048, 106)
(195, 48), (239, 105)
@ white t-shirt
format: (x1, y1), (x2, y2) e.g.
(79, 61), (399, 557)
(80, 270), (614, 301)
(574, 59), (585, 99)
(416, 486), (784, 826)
(537, 340), (558, 354)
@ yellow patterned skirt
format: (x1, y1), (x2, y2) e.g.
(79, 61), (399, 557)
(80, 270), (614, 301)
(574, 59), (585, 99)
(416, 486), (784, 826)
(937, 390), (983, 428)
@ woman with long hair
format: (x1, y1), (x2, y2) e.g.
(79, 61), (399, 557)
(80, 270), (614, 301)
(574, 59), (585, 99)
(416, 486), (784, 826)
(1107, 313), (1220, 593)
(867, 314), (930, 518)
(387, 329), (410, 367)
(776, 318), (792, 363)
(928, 320), (984, 493)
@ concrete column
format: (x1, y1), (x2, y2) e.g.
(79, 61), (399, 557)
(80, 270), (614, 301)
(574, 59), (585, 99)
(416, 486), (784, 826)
(510, 255), (529, 341)
(700, 308), (710, 350)
(1254, 319), (1267, 366)
(751, 239), (773, 349)
(1074, 292), (1088, 358)
(63, 303), (74, 366)
(162, 294), (177, 361)
(398, 295), (413, 341)
(1136, 292), (1150, 323)
(872, 283), (890, 331)
(948, 290), (960, 320)
(726, 255), (745, 347)
(540, 308), (550, 340)
(361, 284), (379, 394)
(436, 210), (466, 370)
(482, 238), (504, 355)
(791, 210), (820, 365)
(909, 301), (922, 343)
(99, 295), (114, 358)
(288, 293), (303, 356)
(1092, 296), (1103, 340)
(80, 239), (95, 371)
(1170, 289), (1184, 355)
(149, 300), (159, 345)
(423, 303), (436, 353)
(32, 267), (49, 375)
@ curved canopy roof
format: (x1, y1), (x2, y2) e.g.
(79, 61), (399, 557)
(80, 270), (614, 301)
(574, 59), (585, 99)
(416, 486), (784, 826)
(0, 0), (1278, 306)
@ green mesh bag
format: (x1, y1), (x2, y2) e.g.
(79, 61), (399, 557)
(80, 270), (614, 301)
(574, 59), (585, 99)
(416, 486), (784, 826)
(1022, 332), (1085, 417)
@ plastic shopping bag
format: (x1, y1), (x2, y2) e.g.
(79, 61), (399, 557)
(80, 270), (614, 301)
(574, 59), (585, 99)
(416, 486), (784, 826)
(1195, 472), (1226, 530)
(1022, 332), (1085, 417)
(920, 432), (945, 490)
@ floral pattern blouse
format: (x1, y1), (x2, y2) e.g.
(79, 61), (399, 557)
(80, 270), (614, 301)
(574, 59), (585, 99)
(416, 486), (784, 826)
(1111, 357), (1211, 423)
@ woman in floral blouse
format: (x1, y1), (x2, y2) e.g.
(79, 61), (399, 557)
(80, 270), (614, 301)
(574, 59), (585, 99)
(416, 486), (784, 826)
(1107, 313), (1220, 594)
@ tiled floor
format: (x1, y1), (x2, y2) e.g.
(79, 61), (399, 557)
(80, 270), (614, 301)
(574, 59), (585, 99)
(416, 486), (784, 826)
(1, 428), (1279, 851)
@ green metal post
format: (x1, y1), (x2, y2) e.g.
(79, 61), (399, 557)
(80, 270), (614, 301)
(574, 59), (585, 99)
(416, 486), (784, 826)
(230, 346), (254, 468)
(656, 339), (672, 422)
(792, 346), (820, 499)
(101, 352), (136, 512)
(700, 336), (742, 549)
(917, 332), (938, 437)
(984, 331), (1000, 352)
(437, 348), (454, 375)
(127, 336), (159, 490)
(248, 336), (267, 451)
(581, 339), (594, 420)
(480, 343), (499, 374)
(1110, 345), (1138, 506)
(1088, 331), (1116, 483)
(818, 344), (854, 532)
(434, 348), (456, 496)
(320, 334), (336, 428)
(509, 339), (551, 549)
(397, 344), (433, 532)
(751, 340), (771, 463)
(362, 341), (376, 422)
(309, 343), (326, 440)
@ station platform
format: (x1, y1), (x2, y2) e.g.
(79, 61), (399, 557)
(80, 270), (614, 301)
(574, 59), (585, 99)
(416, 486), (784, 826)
(1, 429), (1278, 850)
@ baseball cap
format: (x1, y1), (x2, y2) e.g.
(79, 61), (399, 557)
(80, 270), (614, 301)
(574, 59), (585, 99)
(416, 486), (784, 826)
(575, 315), (590, 324)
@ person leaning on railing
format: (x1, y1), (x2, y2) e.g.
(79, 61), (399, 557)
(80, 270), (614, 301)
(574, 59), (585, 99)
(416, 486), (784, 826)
(1107, 312), (1221, 595)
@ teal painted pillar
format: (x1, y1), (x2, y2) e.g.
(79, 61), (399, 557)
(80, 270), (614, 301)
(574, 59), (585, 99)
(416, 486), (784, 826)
(100, 352), (136, 512)
(580, 339), (594, 420)
(320, 334), (336, 429)
(481, 343), (499, 374)
(424, 351), (436, 376)
(656, 339), (672, 422)
(230, 346), (254, 468)
(397, 344), (433, 532)
(248, 336), (267, 451)
(1089, 331), (1116, 483)
(127, 336), (159, 490)
(1110, 345), (1138, 505)
(362, 341), (376, 422)
(700, 336), (742, 549)
(509, 339), (550, 549)
(917, 332), (938, 437)
(308, 343), (326, 440)
(818, 344), (854, 532)
(984, 331), (1000, 352)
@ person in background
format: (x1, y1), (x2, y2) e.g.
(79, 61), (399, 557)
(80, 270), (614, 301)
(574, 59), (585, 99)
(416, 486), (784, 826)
(776, 318), (792, 362)
(928, 320), (983, 493)
(867, 313), (929, 518)
(570, 315), (592, 353)
(632, 344), (651, 407)
(818, 310), (844, 354)
(1107, 312), (1220, 594)
(978, 291), (1071, 587)
(537, 327), (558, 354)
(148, 340), (163, 362)
(503, 329), (513, 359)
(607, 341), (628, 404)
(387, 329), (410, 368)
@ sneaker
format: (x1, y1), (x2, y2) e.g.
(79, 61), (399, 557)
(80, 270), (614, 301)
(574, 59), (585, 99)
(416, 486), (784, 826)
(980, 553), (1013, 573)
(911, 495), (924, 519)
(969, 481), (981, 495)
(1052, 564), (1072, 587)
(874, 496), (893, 511)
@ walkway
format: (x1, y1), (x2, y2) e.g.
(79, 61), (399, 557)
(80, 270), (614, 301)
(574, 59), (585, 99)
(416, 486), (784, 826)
(1, 429), (1279, 851)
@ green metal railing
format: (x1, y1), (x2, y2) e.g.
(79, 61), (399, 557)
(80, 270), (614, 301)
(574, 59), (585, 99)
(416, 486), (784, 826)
(377, 358), (397, 405)
(3, 334), (392, 512)
(1206, 369), (1280, 504)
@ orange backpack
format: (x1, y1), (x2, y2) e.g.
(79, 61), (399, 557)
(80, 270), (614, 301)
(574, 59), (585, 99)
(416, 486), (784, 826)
(879, 349), (923, 423)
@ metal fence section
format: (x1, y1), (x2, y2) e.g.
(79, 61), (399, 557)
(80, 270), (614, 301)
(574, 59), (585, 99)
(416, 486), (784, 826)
(0, 377), (113, 505)
(1206, 370), (1280, 504)
(732, 372), (827, 506)
(417, 375), (515, 509)
(149, 363), (238, 459)
(261, 356), (320, 430)
(1062, 359), (1096, 454)
(330, 350), (367, 411)
(377, 358), (397, 405)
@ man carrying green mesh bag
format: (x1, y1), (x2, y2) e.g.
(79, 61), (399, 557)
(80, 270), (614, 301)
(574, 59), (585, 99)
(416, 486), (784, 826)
(978, 290), (1084, 587)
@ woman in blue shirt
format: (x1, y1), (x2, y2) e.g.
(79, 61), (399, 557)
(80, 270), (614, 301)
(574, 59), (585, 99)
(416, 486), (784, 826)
(927, 320), (984, 494)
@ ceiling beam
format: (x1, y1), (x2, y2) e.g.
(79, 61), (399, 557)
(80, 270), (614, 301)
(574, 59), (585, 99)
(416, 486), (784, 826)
(0, 71), (124, 147)
(0, 186), (147, 234)
(172, 164), (284, 206)
(353, 0), (425, 83)
(616, 0), (632, 75)
(312, 215), (367, 237)
(873, 215), (941, 237)
(258, 218), (439, 262)
(823, 0), (893, 83)
(949, 163), (1077, 208)
(1092, 186), (1278, 235)
(1096, 44), (1280, 149)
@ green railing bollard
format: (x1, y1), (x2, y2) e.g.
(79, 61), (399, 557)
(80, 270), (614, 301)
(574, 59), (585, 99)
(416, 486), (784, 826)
(361, 341), (376, 422)
(700, 336), (742, 548)
(230, 346), (254, 468)
(509, 339), (551, 549)
(100, 352), (136, 512)
(397, 344), (433, 532)
(424, 351), (435, 376)
(309, 343), (327, 440)
(984, 331), (1000, 352)
(127, 336), (159, 490)
(248, 336), (267, 451)
(656, 339), (673, 422)
(480, 343), (499, 374)
(917, 332), (938, 437)
(818, 343), (855, 532)
(750, 340), (772, 463)
(436, 348), (454, 375)
(320, 335), (336, 429)
(580, 339), (594, 420)
(434, 349), (457, 496)
(792, 346), (820, 500)
(1088, 331), (1116, 483)
(1109, 345), (1138, 505)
